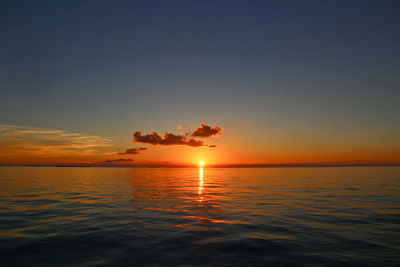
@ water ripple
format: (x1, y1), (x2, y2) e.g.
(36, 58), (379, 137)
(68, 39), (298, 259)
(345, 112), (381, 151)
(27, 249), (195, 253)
(0, 166), (399, 266)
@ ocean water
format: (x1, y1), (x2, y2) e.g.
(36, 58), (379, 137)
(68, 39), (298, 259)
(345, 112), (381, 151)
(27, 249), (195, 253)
(0, 167), (399, 266)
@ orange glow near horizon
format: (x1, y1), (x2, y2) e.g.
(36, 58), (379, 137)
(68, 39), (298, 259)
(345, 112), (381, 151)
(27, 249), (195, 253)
(0, 123), (400, 166)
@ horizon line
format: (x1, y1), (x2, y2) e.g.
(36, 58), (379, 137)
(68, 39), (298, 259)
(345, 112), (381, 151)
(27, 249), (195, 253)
(1, 163), (399, 168)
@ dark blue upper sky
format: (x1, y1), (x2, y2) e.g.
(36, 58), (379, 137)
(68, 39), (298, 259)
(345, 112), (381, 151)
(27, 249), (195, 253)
(1, 0), (399, 160)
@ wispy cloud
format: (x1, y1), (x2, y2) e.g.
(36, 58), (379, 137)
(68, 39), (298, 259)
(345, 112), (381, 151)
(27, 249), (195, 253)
(0, 124), (112, 156)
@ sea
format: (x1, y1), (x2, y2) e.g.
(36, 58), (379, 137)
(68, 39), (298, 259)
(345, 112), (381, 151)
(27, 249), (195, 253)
(0, 166), (399, 266)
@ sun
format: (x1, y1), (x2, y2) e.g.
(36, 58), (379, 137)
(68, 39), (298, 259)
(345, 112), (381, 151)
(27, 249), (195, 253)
(198, 161), (205, 167)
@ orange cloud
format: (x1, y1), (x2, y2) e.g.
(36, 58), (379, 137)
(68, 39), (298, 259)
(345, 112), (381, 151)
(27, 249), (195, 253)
(208, 145), (217, 148)
(133, 131), (205, 147)
(118, 147), (147, 155)
(191, 123), (222, 137)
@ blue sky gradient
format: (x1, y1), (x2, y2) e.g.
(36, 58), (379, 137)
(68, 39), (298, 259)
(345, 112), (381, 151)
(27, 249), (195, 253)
(1, 0), (399, 164)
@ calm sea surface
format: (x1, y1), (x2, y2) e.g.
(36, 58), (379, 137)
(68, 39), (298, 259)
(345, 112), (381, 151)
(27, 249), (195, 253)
(0, 167), (399, 266)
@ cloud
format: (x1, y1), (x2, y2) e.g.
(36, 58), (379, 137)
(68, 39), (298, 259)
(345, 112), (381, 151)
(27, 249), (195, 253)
(0, 124), (113, 156)
(3, 129), (64, 137)
(208, 145), (217, 148)
(133, 131), (204, 147)
(118, 147), (147, 155)
(103, 158), (133, 163)
(191, 123), (222, 137)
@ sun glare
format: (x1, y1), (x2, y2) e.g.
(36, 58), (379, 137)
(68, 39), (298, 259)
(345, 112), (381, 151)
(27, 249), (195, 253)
(198, 161), (204, 167)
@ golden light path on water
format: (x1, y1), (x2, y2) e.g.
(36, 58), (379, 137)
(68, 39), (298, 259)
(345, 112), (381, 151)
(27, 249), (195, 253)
(198, 167), (203, 202)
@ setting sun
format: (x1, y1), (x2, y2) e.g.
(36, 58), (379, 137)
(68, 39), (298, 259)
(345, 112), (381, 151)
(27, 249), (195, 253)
(198, 161), (204, 167)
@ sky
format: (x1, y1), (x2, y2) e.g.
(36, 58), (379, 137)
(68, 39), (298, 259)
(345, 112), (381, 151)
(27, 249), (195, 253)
(1, 0), (399, 166)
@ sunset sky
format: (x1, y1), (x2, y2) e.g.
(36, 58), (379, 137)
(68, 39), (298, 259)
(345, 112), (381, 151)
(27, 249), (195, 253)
(1, 0), (399, 166)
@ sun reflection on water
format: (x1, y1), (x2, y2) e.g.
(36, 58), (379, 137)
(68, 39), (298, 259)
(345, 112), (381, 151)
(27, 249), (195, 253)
(198, 167), (203, 201)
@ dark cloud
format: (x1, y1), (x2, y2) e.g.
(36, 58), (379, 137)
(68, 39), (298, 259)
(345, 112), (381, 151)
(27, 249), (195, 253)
(133, 131), (204, 147)
(191, 124), (222, 137)
(208, 145), (217, 148)
(103, 158), (133, 163)
(118, 147), (147, 155)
